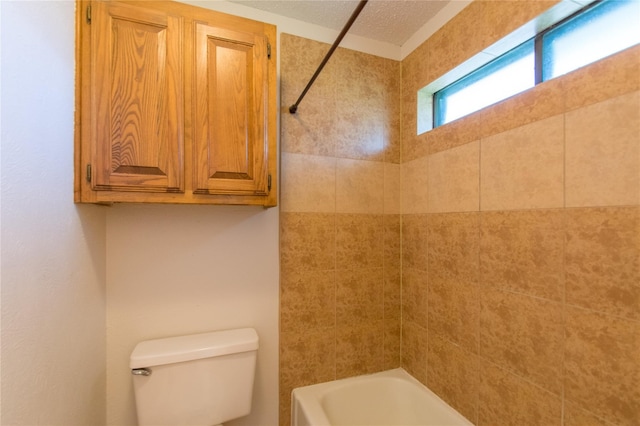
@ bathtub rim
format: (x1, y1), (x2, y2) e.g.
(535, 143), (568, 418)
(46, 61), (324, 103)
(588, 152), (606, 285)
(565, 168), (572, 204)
(291, 367), (473, 426)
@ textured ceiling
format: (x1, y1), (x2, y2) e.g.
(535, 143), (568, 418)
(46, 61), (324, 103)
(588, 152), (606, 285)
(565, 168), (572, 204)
(227, 0), (451, 46)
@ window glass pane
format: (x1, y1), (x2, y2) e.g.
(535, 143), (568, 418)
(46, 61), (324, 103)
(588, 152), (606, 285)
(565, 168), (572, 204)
(435, 40), (535, 126)
(543, 0), (640, 79)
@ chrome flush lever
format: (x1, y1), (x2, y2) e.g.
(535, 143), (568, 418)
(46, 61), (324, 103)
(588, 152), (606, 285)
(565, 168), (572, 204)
(131, 368), (152, 376)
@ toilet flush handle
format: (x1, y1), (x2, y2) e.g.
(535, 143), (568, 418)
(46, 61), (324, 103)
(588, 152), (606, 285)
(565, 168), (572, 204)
(132, 368), (152, 376)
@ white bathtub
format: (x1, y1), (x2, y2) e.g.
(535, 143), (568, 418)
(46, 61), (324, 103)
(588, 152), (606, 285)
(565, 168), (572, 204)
(291, 368), (473, 426)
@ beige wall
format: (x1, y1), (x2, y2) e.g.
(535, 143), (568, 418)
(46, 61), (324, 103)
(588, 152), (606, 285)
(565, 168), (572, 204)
(280, 2), (639, 426)
(0, 2), (107, 424)
(400, 1), (640, 425)
(279, 33), (402, 425)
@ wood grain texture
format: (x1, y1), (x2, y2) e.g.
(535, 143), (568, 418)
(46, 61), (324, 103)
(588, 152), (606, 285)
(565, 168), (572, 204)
(193, 23), (268, 195)
(92, 1), (183, 192)
(75, 0), (277, 205)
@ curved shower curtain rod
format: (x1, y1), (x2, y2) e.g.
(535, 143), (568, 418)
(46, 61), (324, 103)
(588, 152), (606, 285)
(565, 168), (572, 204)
(289, 0), (369, 114)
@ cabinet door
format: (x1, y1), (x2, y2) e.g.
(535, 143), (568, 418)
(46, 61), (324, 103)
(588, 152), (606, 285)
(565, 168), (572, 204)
(193, 23), (269, 195)
(91, 1), (183, 192)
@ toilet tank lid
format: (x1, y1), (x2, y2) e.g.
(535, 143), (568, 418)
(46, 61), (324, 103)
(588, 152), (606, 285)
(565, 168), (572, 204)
(130, 328), (258, 369)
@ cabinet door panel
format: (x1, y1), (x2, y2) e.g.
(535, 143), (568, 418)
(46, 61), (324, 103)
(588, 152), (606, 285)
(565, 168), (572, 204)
(92, 1), (183, 192)
(194, 23), (268, 195)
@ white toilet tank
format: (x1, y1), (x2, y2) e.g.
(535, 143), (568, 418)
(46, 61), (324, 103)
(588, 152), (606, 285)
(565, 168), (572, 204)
(130, 328), (258, 426)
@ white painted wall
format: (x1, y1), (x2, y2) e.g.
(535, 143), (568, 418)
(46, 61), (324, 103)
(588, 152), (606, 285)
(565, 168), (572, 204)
(0, 1), (280, 425)
(102, 2), (281, 425)
(0, 1), (107, 424)
(106, 205), (279, 425)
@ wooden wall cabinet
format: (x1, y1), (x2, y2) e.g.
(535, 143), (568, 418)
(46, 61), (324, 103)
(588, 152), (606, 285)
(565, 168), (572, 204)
(75, 0), (277, 206)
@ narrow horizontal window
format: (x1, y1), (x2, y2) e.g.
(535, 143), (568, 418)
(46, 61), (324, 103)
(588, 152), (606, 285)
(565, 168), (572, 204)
(434, 40), (534, 127)
(422, 0), (640, 132)
(542, 0), (640, 80)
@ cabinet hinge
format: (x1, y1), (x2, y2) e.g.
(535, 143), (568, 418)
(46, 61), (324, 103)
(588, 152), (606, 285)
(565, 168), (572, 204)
(86, 5), (92, 24)
(86, 164), (92, 182)
(267, 174), (272, 191)
(267, 42), (271, 59)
